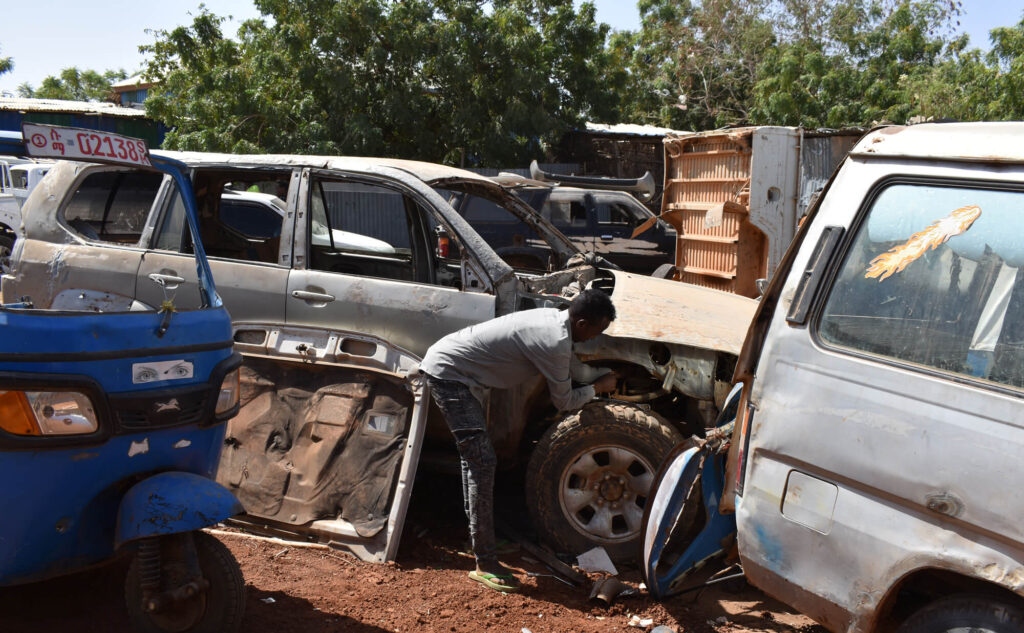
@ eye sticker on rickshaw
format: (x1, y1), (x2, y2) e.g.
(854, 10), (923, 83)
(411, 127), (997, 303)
(865, 205), (981, 281)
(132, 360), (194, 384)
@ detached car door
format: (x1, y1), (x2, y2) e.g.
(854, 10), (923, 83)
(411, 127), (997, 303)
(286, 168), (495, 358)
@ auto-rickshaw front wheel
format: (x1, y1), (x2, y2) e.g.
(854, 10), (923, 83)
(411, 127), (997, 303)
(124, 531), (245, 633)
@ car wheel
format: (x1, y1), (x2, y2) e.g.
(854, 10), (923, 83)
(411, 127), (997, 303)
(897, 594), (1024, 633)
(0, 234), (14, 260)
(525, 402), (683, 562)
(125, 532), (245, 633)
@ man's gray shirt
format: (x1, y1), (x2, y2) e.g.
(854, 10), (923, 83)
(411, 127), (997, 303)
(420, 308), (595, 411)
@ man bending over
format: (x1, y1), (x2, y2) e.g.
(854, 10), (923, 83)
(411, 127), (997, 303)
(420, 289), (618, 593)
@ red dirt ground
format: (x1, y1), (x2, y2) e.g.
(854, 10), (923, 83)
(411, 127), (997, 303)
(0, 472), (827, 633)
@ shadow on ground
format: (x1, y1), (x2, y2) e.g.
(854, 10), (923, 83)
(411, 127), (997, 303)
(0, 552), (391, 633)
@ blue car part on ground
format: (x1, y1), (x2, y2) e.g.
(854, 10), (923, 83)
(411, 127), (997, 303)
(0, 125), (246, 632)
(640, 383), (743, 600)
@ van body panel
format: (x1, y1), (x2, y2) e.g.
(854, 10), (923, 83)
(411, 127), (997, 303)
(736, 144), (1024, 633)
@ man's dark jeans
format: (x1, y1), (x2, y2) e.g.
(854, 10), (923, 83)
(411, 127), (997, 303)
(424, 375), (497, 566)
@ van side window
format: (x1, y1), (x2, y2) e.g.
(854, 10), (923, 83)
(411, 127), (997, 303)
(819, 183), (1024, 390)
(308, 179), (428, 283)
(62, 171), (163, 244)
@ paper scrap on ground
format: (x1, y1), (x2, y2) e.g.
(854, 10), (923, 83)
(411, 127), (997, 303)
(628, 614), (654, 628)
(577, 546), (618, 575)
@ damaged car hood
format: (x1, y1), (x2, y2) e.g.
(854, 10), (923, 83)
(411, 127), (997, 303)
(603, 271), (757, 355)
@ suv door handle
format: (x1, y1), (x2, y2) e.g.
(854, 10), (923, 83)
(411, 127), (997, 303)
(600, 234), (614, 241)
(148, 273), (186, 288)
(292, 290), (336, 303)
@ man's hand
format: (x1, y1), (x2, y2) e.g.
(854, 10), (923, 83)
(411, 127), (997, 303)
(592, 371), (618, 394)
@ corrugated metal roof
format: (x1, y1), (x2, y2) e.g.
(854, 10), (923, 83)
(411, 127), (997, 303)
(851, 122), (1024, 163)
(111, 75), (151, 89)
(585, 122), (690, 137)
(0, 97), (148, 118)
(665, 125), (863, 142)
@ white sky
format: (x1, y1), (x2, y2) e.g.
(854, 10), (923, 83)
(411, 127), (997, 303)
(1, 0), (1022, 96)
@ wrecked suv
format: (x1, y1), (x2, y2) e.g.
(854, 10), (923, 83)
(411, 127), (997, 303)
(3, 152), (756, 562)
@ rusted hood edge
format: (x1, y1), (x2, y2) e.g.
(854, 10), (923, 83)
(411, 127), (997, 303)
(603, 270), (758, 356)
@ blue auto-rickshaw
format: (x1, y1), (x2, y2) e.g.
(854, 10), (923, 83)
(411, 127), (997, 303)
(0, 125), (245, 632)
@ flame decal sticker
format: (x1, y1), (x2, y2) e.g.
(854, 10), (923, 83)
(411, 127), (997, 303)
(865, 205), (981, 281)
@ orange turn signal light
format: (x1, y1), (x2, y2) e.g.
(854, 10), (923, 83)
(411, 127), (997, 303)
(0, 391), (41, 436)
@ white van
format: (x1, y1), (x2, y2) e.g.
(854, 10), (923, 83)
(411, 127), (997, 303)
(0, 159), (51, 256)
(726, 123), (1024, 632)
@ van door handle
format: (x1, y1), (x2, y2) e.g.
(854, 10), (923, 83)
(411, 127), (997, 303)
(292, 290), (336, 303)
(600, 234), (614, 241)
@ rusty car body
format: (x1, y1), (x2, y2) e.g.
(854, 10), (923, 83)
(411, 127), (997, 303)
(3, 151), (756, 562)
(727, 123), (1024, 632)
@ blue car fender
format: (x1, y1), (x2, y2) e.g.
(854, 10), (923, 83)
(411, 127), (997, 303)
(640, 382), (745, 600)
(115, 472), (244, 547)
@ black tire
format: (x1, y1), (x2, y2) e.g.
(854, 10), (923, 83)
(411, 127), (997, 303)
(0, 234), (14, 261)
(125, 532), (245, 633)
(525, 402), (683, 562)
(897, 594), (1024, 633)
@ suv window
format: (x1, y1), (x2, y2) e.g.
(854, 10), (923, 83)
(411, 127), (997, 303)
(152, 172), (289, 265)
(309, 178), (424, 283)
(596, 201), (634, 226)
(819, 182), (1024, 390)
(63, 171), (163, 244)
(543, 198), (587, 229)
(220, 199), (283, 240)
(463, 196), (519, 224)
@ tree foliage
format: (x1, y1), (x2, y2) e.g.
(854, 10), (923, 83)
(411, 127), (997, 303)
(0, 46), (11, 78)
(617, 0), (777, 130)
(143, 0), (622, 165)
(18, 67), (128, 102)
(619, 0), (1024, 130)
(137, 0), (1024, 157)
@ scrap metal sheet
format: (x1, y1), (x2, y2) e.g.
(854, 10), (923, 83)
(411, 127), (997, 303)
(603, 270), (757, 355)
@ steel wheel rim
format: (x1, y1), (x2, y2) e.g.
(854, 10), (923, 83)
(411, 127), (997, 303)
(558, 444), (657, 543)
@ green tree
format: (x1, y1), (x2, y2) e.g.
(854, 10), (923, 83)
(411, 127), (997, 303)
(0, 46), (11, 78)
(749, 0), (968, 126)
(623, 0), (990, 129)
(985, 15), (1024, 119)
(142, 0), (622, 165)
(19, 67), (128, 102)
(623, 0), (776, 130)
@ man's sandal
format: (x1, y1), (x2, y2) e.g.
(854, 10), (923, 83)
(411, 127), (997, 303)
(468, 570), (521, 593)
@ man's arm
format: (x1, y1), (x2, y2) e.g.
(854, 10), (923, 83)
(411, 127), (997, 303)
(532, 346), (618, 411)
(531, 345), (596, 411)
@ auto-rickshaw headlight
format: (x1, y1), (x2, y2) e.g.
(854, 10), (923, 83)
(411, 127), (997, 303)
(0, 390), (98, 436)
(215, 369), (240, 415)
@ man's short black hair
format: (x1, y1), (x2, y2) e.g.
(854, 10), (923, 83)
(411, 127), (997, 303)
(568, 288), (616, 323)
